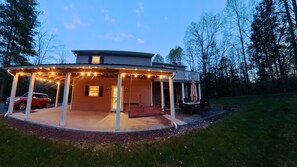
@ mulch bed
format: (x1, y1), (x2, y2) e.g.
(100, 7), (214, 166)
(4, 107), (235, 144)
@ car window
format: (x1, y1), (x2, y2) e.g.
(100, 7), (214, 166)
(22, 93), (28, 97)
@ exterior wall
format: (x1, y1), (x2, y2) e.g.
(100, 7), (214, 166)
(104, 56), (151, 66)
(76, 54), (151, 66)
(76, 55), (89, 64)
(71, 77), (152, 112)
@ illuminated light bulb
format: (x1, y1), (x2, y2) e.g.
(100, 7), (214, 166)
(56, 81), (60, 84)
(159, 75), (163, 79)
(49, 80), (52, 83)
(93, 72), (98, 76)
(87, 72), (91, 76)
(81, 72), (85, 76)
(51, 72), (55, 75)
(38, 72), (42, 75)
(147, 74), (151, 78)
(71, 84), (74, 87)
(52, 66), (56, 69)
(82, 66), (85, 69)
(20, 72), (24, 76)
(121, 73), (125, 78)
(134, 74), (138, 78)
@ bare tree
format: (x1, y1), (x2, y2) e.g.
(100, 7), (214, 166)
(184, 12), (222, 98)
(35, 22), (59, 64)
(224, 0), (251, 89)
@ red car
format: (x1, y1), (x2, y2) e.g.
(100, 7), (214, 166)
(5, 92), (52, 110)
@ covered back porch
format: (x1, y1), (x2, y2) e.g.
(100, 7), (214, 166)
(5, 64), (179, 131)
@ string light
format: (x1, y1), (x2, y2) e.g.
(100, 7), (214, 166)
(38, 72), (42, 75)
(134, 74), (138, 78)
(93, 72), (98, 76)
(81, 72), (85, 76)
(87, 72), (91, 76)
(147, 74), (151, 78)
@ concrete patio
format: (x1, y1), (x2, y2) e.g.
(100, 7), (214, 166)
(8, 106), (179, 132)
(7, 106), (226, 132)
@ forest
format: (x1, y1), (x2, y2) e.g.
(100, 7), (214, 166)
(156, 0), (297, 98)
(1, 0), (297, 101)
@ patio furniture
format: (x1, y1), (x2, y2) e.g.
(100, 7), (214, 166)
(183, 101), (200, 114)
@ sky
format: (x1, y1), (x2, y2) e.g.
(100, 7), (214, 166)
(38, 0), (227, 63)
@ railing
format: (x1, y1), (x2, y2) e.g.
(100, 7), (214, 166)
(174, 71), (200, 81)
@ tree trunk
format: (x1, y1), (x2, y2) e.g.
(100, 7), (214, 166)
(292, 0), (297, 24)
(236, 10), (250, 91)
(283, 0), (297, 66)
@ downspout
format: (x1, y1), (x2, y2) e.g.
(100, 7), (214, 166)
(4, 70), (15, 117)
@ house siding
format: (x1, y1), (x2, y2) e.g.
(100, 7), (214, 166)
(76, 54), (151, 66)
(72, 77), (152, 112)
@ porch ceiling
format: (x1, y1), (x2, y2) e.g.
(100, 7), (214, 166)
(6, 64), (173, 83)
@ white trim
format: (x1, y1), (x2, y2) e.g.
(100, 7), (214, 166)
(25, 73), (36, 120)
(160, 81), (164, 111)
(5, 73), (19, 117)
(60, 72), (71, 126)
(150, 81), (153, 106)
(115, 73), (122, 130)
(55, 82), (60, 108)
(181, 83), (185, 103)
(169, 74), (177, 128)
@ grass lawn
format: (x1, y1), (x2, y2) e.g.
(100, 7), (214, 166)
(0, 93), (297, 166)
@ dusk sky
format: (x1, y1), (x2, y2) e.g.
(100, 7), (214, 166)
(38, 0), (227, 63)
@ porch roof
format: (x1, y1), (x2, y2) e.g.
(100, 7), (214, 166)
(5, 63), (174, 83)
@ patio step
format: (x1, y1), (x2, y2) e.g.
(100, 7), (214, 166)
(162, 114), (187, 126)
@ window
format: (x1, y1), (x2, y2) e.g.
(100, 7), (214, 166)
(88, 56), (104, 64)
(92, 56), (100, 64)
(89, 86), (99, 96)
(85, 85), (104, 97)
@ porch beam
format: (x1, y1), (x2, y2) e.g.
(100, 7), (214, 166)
(198, 83), (202, 101)
(25, 72), (36, 120)
(160, 81), (164, 112)
(115, 73), (122, 131)
(60, 72), (71, 126)
(55, 82), (60, 108)
(169, 74), (177, 128)
(4, 73), (20, 117)
(181, 82), (185, 103)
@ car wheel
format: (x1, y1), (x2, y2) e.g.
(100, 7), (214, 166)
(18, 102), (26, 110)
(44, 102), (50, 108)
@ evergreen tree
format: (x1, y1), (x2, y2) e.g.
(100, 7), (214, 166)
(0, 0), (40, 67)
(166, 46), (183, 64)
(152, 54), (164, 63)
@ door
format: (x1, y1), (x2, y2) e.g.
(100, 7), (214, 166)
(111, 86), (124, 111)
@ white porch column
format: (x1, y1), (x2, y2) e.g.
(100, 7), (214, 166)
(115, 73), (122, 131)
(5, 72), (20, 117)
(25, 73), (36, 120)
(198, 83), (202, 101)
(160, 81), (165, 111)
(181, 82), (185, 103)
(60, 72), (71, 126)
(169, 74), (177, 128)
(55, 82), (60, 108)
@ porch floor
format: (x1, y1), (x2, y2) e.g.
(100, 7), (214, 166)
(9, 106), (177, 132)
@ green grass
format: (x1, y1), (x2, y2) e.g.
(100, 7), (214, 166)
(1, 93), (297, 166)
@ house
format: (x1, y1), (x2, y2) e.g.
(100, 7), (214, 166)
(5, 50), (201, 131)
